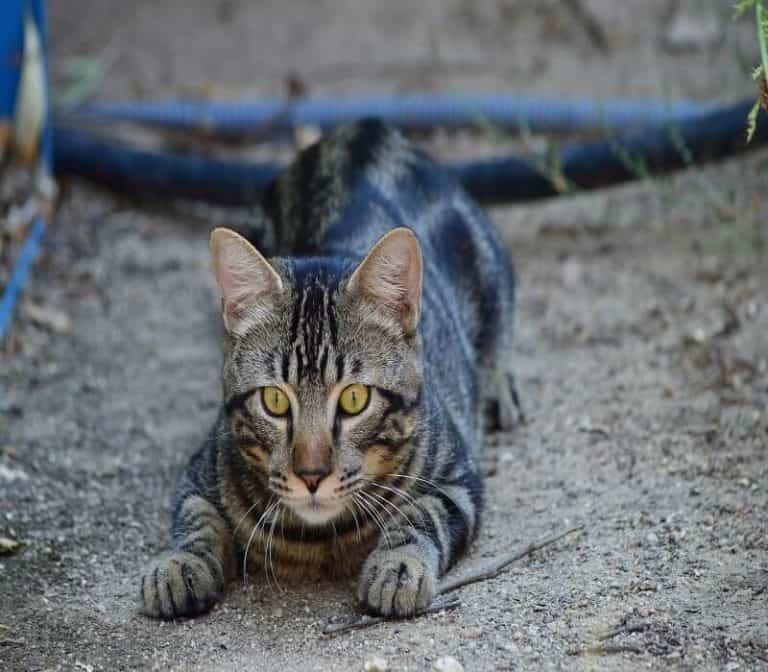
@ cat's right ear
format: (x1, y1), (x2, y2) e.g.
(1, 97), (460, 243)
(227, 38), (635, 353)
(210, 228), (283, 335)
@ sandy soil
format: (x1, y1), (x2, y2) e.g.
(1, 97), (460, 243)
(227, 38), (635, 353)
(1, 1), (767, 670)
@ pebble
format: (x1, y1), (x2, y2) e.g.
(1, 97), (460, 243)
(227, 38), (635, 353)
(433, 656), (464, 672)
(646, 531), (659, 546)
(363, 656), (388, 672)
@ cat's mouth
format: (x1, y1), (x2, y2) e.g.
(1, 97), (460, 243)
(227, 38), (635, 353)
(283, 493), (347, 526)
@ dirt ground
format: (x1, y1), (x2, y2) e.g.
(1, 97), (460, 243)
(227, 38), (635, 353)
(1, 1), (767, 670)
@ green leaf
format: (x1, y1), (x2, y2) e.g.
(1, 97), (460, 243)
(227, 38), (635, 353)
(746, 99), (761, 142)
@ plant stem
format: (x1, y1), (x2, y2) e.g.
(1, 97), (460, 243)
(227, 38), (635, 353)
(758, 1), (768, 80)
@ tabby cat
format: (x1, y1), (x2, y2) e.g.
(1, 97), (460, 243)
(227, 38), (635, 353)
(140, 120), (517, 619)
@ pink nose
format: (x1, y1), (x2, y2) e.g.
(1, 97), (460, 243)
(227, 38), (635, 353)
(295, 467), (329, 494)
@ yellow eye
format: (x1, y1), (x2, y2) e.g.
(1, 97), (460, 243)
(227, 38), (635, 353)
(262, 386), (290, 416)
(339, 384), (370, 415)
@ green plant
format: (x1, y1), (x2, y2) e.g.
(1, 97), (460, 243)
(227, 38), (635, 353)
(734, 0), (768, 140)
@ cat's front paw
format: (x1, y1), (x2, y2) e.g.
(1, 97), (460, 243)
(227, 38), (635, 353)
(357, 546), (437, 618)
(139, 550), (225, 619)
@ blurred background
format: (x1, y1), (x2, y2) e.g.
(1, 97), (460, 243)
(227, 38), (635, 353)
(2, 2), (767, 671)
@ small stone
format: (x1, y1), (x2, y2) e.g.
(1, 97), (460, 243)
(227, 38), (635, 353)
(0, 537), (22, 556)
(21, 302), (72, 334)
(363, 656), (388, 672)
(433, 656), (464, 672)
(646, 532), (659, 546)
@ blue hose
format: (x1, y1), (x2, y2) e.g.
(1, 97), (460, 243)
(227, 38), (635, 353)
(0, 217), (47, 339)
(54, 99), (767, 206)
(67, 92), (716, 135)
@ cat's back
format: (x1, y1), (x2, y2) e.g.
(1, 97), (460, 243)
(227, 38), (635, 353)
(259, 119), (515, 380)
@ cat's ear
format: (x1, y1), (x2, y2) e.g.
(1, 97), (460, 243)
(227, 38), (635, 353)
(347, 227), (423, 334)
(210, 227), (283, 335)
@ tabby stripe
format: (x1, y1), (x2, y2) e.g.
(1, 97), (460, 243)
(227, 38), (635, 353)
(318, 346), (329, 386)
(326, 292), (338, 348)
(225, 389), (257, 414)
(288, 287), (303, 345)
(412, 495), (451, 570)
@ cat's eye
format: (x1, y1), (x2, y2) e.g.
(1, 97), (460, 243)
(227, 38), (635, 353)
(338, 383), (370, 416)
(262, 386), (291, 416)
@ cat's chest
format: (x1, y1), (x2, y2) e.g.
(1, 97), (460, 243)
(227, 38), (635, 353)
(236, 524), (378, 581)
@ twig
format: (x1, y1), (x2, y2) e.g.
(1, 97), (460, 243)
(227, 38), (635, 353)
(598, 620), (651, 641)
(0, 638), (25, 647)
(323, 525), (584, 635)
(322, 596), (461, 635)
(437, 525), (584, 594)
(567, 644), (643, 656)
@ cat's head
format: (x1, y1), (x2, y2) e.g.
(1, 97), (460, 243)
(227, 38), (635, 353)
(210, 227), (423, 526)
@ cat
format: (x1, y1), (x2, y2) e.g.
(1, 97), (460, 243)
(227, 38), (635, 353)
(139, 119), (518, 619)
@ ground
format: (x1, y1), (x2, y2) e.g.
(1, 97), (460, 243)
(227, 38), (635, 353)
(1, 1), (767, 670)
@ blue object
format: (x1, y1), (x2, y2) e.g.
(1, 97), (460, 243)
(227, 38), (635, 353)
(68, 92), (715, 136)
(54, 99), (767, 206)
(0, 0), (51, 342)
(0, 1), (24, 123)
(0, 216), (46, 339)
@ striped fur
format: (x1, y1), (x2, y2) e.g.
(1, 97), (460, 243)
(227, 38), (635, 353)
(139, 120), (516, 620)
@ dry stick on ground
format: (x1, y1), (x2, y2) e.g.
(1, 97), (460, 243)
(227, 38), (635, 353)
(567, 644), (644, 656)
(598, 620), (651, 642)
(323, 597), (462, 635)
(323, 525), (585, 636)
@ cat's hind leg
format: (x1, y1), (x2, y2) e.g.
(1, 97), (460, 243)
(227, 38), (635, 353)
(484, 367), (526, 434)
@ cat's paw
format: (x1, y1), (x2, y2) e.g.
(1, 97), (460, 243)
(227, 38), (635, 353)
(139, 549), (225, 619)
(357, 546), (437, 618)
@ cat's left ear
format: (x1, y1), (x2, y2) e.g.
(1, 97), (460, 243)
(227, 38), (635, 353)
(210, 227), (283, 335)
(347, 227), (423, 334)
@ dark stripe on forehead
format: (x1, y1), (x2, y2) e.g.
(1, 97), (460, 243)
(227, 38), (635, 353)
(288, 288), (303, 344)
(281, 351), (290, 380)
(294, 344), (304, 382)
(351, 358), (362, 376)
(319, 346), (329, 386)
(326, 291), (338, 348)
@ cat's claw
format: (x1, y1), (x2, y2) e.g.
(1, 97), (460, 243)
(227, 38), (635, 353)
(140, 550), (225, 620)
(357, 547), (437, 618)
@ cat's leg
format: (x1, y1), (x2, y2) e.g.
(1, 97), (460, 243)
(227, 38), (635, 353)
(140, 493), (235, 619)
(484, 365), (525, 433)
(357, 480), (478, 618)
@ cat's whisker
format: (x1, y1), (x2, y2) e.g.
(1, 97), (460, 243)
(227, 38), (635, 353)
(344, 499), (363, 544)
(264, 503), (283, 592)
(232, 497), (266, 539)
(356, 491), (394, 550)
(362, 486), (416, 530)
(366, 480), (426, 525)
(242, 498), (278, 589)
(353, 492), (391, 550)
(385, 472), (459, 506)
(366, 480), (419, 507)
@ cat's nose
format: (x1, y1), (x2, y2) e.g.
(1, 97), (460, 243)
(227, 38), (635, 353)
(295, 467), (329, 494)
